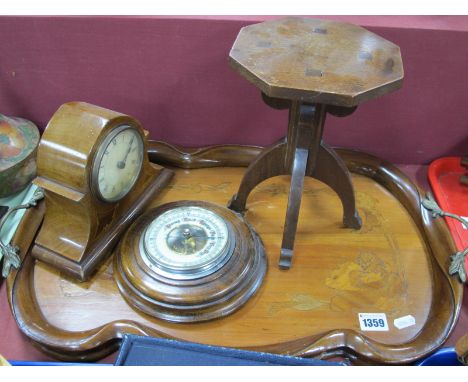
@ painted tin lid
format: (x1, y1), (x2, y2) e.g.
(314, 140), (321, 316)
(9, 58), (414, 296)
(0, 114), (39, 172)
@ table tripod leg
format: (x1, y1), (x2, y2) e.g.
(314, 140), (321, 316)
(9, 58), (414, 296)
(278, 103), (318, 269)
(228, 141), (287, 212)
(309, 143), (362, 229)
(279, 147), (309, 269)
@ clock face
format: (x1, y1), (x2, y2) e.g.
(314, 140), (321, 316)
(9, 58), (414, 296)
(140, 206), (234, 280)
(92, 125), (144, 202)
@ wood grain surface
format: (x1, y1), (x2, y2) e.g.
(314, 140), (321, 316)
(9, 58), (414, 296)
(34, 168), (431, 339)
(7, 147), (462, 364)
(230, 17), (403, 107)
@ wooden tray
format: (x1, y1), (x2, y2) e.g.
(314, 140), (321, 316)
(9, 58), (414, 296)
(6, 144), (463, 364)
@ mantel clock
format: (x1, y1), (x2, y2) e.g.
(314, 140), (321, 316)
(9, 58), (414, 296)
(32, 102), (173, 281)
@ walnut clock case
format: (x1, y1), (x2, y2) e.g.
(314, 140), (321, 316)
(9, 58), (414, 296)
(32, 102), (173, 281)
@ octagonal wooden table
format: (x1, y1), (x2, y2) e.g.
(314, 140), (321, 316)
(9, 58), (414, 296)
(228, 17), (404, 269)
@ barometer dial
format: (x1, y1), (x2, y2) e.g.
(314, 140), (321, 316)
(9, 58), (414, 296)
(141, 206), (234, 280)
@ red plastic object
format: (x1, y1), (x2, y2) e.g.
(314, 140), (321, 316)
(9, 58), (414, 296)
(428, 157), (468, 271)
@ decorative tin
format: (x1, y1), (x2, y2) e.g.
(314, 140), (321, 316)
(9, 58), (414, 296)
(0, 114), (39, 197)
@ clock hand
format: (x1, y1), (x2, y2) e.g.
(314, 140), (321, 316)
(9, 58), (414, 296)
(117, 136), (135, 169)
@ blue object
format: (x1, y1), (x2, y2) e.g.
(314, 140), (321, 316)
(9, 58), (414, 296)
(416, 347), (463, 366)
(115, 335), (343, 366)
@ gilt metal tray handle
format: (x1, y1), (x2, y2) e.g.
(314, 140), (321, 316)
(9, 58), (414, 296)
(0, 187), (44, 278)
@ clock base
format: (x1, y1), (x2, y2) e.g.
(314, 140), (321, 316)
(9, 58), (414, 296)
(113, 200), (268, 323)
(32, 167), (173, 281)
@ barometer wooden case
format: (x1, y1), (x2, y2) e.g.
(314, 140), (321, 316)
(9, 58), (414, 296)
(114, 200), (267, 323)
(32, 102), (173, 281)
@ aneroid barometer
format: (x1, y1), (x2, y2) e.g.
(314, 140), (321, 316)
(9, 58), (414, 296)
(114, 200), (267, 322)
(32, 102), (173, 281)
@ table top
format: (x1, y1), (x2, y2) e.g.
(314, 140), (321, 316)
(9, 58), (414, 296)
(230, 17), (404, 107)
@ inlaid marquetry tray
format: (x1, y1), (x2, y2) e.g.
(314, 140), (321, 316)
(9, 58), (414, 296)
(6, 144), (463, 364)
